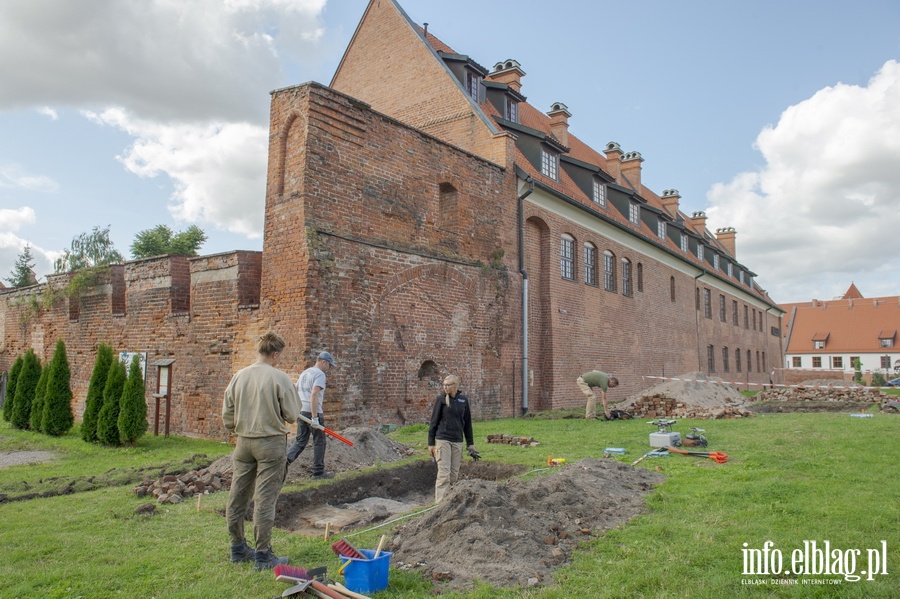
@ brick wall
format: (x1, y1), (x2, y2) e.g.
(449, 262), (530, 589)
(263, 83), (521, 425)
(0, 252), (262, 438)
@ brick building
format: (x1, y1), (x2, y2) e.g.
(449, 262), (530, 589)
(0, 0), (783, 438)
(781, 283), (900, 382)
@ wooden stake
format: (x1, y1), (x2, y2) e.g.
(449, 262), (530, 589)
(324, 522), (331, 541)
(196, 494), (202, 512)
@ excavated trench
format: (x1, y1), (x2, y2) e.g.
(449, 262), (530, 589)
(274, 460), (527, 535)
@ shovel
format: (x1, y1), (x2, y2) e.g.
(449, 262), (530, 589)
(666, 446), (728, 463)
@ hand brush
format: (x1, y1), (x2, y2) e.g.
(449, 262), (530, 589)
(273, 564), (309, 583)
(331, 538), (366, 559)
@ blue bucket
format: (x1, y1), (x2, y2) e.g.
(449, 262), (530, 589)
(341, 548), (392, 594)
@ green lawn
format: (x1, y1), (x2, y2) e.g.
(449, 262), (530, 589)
(0, 411), (897, 598)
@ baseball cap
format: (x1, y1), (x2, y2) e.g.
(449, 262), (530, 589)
(318, 351), (335, 367)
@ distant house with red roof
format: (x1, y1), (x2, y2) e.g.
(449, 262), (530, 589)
(782, 284), (900, 376)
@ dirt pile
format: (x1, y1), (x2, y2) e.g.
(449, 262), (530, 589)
(619, 372), (753, 419)
(207, 427), (416, 481)
(391, 458), (663, 590)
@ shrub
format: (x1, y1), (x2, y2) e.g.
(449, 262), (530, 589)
(42, 340), (74, 437)
(852, 358), (863, 385)
(2, 354), (24, 422)
(871, 371), (887, 387)
(118, 355), (149, 445)
(11, 350), (40, 430)
(97, 360), (127, 446)
(81, 344), (114, 443)
(30, 362), (50, 432)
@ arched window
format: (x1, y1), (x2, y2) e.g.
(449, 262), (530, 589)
(735, 348), (742, 373)
(622, 258), (633, 297)
(438, 182), (458, 230)
(604, 250), (616, 292)
(560, 234), (575, 280)
(583, 242), (597, 286)
(636, 263), (643, 292)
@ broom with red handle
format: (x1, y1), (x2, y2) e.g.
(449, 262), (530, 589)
(297, 413), (354, 446)
(666, 446), (728, 463)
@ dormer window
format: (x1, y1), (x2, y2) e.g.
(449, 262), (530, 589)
(713, 253), (719, 270)
(739, 270), (744, 284)
(628, 202), (639, 225)
(727, 262), (733, 278)
(879, 330), (896, 348)
(657, 220), (666, 240)
(680, 233), (688, 253)
(506, 97), (518, 123)
(541, 148), (559, 181)
(697, 244), (704, 261)
(812, 332), (829, 349)
(814, 340), (825, 350)
(592, 180), (606, 206)
(466, 71), (481, 100)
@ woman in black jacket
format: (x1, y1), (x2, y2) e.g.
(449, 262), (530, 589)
(427, 374), (478, 502)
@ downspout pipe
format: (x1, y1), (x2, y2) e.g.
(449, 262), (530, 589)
(517, 177), (534, 415)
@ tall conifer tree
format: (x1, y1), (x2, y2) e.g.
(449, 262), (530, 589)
(118, 355), (148, 445)
(82, 344), (114, 442)
(11, 350), (39, 430)
(97, 360), (126, 446)
(42, 340), (74, 437)
(2, 354), (24, 422)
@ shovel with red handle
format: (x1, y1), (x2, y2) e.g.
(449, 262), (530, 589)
(666, 446), (728, 463)
(297, 414), (354, 446)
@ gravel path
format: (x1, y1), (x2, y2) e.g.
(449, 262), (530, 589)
(0, 451), (56, 470)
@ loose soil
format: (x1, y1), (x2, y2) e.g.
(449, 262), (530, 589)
(391, 458), (664, 590)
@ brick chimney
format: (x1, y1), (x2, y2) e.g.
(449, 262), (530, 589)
(547, 102), (571, 147)
(488, 59), (526, 94)
(687, 211), (707, 234)
(715, 227), (737, 257)
(620, 151), (643, 190)
(603, 141), (623, 180)
(660, 189), (680, 218)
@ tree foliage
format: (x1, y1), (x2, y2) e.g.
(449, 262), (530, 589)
(852, 358), (863, 385)
(118, 355), (149, 445)
(130, 225), (207, 259)
(30, 360), (50, 432)
(5, 244), (38, 287)
(97, 360), (127, 446)
(81, 344), (114, 443)
(2, 354), (24, 422)
(54, 225), (124, 274)
(42, 339), (74, 436)
(11, 350), (40, 430)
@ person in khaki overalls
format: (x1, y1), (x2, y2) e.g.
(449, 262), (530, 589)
(427, 374), (478, 503)
(223, 332), (301, 571)
(576, 370), (619, 420)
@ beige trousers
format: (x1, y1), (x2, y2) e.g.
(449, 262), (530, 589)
(577, 376), (599, 419)
(434, 439), (463, 503)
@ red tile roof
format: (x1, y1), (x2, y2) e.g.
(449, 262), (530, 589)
(783, 295), (900, 353)
(419, 24), (772, 304)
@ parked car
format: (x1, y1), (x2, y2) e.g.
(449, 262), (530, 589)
(887, 377), (900, 386)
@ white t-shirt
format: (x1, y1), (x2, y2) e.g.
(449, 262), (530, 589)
(297, 366), (326, 414)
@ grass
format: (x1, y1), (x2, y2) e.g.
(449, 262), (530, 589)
(1, 411), (898, 598)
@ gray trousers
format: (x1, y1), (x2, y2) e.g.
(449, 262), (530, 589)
(286, 411), (326, 475)
(226, 435), (286, 551)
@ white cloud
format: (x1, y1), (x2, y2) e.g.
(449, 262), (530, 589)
(36, 106), (58, 120)
(0, 165), (59, 193)
(0, 0), (327, 122)
(0, 207), (37, 230)
(706, 60), (900, 303)
(85, 109), (268, 237)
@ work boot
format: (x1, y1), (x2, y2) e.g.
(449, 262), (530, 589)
(230, 541), (255, 563)
(311, 471), (334, 480)
(254, 547), (289, 571)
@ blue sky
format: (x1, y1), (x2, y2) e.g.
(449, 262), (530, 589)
(1, 0), (899, 303)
